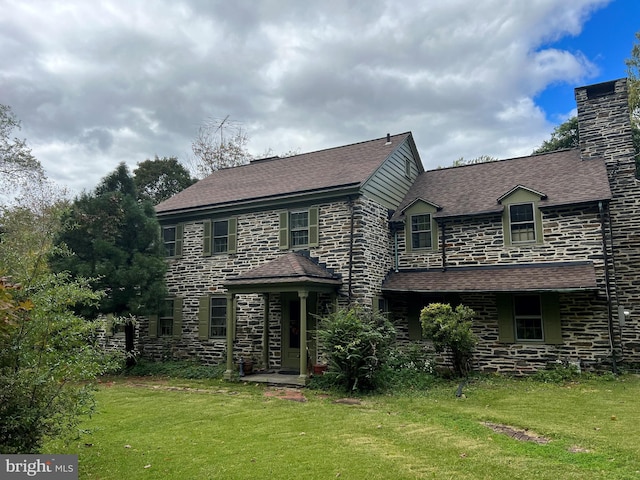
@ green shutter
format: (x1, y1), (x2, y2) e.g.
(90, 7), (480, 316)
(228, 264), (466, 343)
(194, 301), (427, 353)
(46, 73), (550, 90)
(309, 206), (319, 247)
(203, 220), (212, 257)
(279, 211), (289, 250)
(198, 296), (210, 340)
(228, 217), (237, 254)
(407, 301), (423, 340)
(497, 293), (515, 343)
(175, 224), (184, 258)
(542, 292), (562, 344)
(105, 314), (114, 338)
(148, 314), (158, 339)
(172, 298), (183, 339)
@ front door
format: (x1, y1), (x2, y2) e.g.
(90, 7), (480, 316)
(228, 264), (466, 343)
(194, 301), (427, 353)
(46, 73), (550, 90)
(282, 297), (301, 371)
(281, 293), (317, 371)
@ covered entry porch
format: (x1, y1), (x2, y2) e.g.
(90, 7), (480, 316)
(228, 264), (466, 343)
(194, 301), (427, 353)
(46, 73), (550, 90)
(223, 252), (342, 385)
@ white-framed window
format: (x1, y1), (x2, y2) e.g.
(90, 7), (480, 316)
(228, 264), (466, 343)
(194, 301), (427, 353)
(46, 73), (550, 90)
(410, 213), (432, 249)
(509, 203), (536, 243)
(290, 211), (309, 247)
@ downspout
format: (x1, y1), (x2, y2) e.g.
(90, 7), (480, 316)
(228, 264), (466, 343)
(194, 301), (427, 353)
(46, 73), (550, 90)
(439, 219), (447, 272)
(394, 228), (399, 273)
(347, 196), (355, 303)
(598, 200), (617, 373)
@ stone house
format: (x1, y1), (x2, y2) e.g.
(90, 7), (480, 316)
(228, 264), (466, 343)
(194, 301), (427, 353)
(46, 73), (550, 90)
(147, 78), (639, 381)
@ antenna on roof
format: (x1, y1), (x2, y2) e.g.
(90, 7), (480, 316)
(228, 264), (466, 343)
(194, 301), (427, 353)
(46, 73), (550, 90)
(385, 133), (391, 145)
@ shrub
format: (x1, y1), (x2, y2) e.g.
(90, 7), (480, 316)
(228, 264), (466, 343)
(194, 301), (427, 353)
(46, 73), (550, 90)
(318, 305), (396, 392)
(420, 303), (478, 378)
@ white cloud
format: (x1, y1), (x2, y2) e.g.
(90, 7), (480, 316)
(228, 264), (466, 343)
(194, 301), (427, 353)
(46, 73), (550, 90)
(0, 0), (615, 192)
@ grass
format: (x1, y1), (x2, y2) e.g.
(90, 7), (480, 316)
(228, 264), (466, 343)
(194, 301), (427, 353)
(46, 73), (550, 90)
(46, 374), (640, 479)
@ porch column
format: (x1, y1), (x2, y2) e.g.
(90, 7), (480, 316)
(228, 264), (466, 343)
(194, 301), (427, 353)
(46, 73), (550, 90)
(262, 293), (270, 371)
(298, 290), (309, 382)
(223, 292), (236, 380)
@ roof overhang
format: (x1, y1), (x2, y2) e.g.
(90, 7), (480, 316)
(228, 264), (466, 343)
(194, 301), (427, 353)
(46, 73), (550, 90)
(382, 262), (598, 293)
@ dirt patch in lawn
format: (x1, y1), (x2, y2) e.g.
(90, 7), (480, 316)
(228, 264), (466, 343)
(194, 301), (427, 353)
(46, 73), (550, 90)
(264, 387), (307, 402)
(482, 422), (550, 444)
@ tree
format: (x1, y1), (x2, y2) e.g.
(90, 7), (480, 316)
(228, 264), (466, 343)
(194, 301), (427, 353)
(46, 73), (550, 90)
(0, 104), (44, 196)
(533, 116), (579, 154)
(0, 192), (118, 453)
(51, 163), (167, 364)
(451, 155), (498, 167)
(420, 303), (478, 377)
(133, 156), (197, 205)
(190, 116), (252, 177)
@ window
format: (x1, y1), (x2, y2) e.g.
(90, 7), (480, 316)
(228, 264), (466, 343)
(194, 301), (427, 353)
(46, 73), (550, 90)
(497, 292), (562, 344)
(198, 296), (227, 339)
(290, 211), (309, 247)
(279, 207), (319, 249)
(210, 297), (227, 337)
(213, 220), (229, 253)
(203, 218), (237, 256)
(411, 214), (432, 249)
(148, 298), (182, 339)
(159, 299), (174, 336)
(513, 295), (543, 341)
(163, 226), (176, 256)
(509, 203), (536, 243)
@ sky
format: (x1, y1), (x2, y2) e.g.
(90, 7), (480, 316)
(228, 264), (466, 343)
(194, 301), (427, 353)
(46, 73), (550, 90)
(1, 0), (639, 196)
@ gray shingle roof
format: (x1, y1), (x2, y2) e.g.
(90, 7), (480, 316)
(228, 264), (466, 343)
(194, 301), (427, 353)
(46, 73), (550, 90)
(392, 149), (611, 220)
(156, 132), (412, 215)
(382, 262), (597, 293)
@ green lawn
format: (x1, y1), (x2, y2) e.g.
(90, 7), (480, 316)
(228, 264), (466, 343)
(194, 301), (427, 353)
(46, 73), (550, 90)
(47, 375), (640, 479)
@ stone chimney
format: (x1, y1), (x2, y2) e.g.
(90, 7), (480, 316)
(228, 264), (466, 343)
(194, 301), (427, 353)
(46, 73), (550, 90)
(575, 78), (636, 177)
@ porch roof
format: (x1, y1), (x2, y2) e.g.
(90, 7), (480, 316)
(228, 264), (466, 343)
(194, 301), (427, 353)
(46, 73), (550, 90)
(224, 251), (342, 293)
(381, 261), (598, 293)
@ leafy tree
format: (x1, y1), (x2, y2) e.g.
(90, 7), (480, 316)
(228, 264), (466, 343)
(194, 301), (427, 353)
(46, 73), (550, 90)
(0, 104), (44, 196)
(133, 155), (196, 205)
(318, 305), (396, 392)
(0, 191), (118, 453)
(52, 163), (167, 363)
(533, 116), (579, 154)
(420, 303), (477, 377)
(190, 115), (252, 177)
(626, 31), (640, 125)
(451, 155), (498, 167)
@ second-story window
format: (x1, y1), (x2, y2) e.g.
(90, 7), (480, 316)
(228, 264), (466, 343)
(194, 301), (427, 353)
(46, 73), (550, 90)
(162, 225), (182, 257)
(411, 214), (432, 249)
(213, 220), (229, 253)
(509, 203), (536, 243)
(279, 207), (319, 250)
(290, 211), (309, 247)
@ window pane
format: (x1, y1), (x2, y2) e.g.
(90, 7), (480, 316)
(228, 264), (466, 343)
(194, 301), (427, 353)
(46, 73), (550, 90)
(290, 212), (308, 229)
(411, 214), (431, 249)
(291, 230), (309, 246)
(159, 299), (174, 336)
(163, 227), (176, 256)
(213, 221), (228, 237)
(514, 295), (543, 341)
(213, 237), (228, 253)
(210, 297), (227, 337)
(510, 204), (533, 222)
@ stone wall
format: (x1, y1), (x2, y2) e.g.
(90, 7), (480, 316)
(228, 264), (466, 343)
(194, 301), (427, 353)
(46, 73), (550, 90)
(142, 193), (393, 367)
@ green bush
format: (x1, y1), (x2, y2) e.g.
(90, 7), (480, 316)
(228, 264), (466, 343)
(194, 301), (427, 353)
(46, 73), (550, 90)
(123, 359), (226, 379)
(318, 305), (396, 392)
(420, 303), (478, 378)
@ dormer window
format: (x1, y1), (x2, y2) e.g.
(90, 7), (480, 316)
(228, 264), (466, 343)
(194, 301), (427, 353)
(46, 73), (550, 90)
(509, 203), (536, 243)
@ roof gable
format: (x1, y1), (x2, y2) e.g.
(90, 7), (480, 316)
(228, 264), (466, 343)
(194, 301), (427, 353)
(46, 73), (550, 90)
(156, 132), (413, 215)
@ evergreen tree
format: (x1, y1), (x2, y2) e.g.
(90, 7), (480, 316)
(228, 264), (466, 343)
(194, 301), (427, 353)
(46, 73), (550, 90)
(52, 163), (167, 363)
